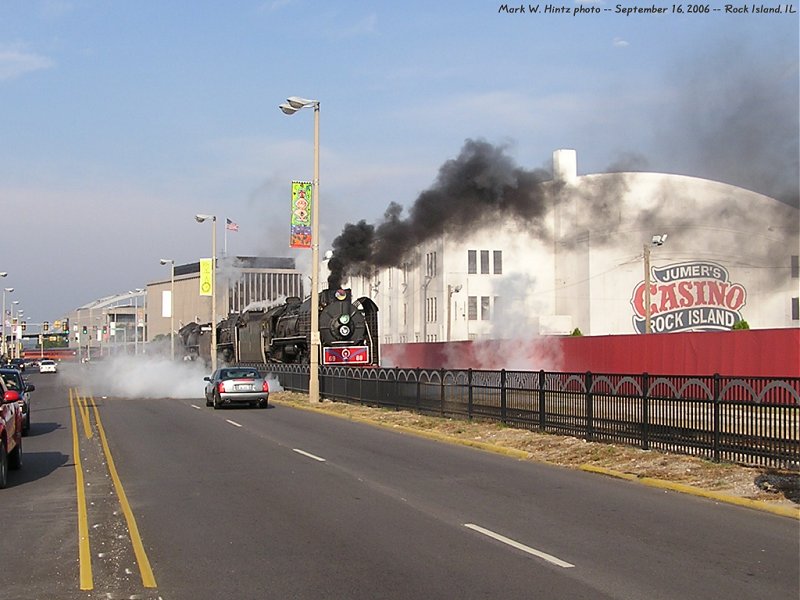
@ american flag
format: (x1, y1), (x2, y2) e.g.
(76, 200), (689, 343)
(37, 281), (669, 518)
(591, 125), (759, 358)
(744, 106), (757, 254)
(226, 218), (239, 232)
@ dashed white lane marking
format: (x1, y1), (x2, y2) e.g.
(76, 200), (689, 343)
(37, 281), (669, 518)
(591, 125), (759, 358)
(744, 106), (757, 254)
(225, 419), (243, 428)
(190, 404), (202, 410)
(464, 523), (575, 568)
(293, 448), (327, 462)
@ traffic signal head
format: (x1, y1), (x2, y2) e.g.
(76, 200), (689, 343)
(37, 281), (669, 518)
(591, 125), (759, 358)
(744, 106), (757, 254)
(102, 325), (107, 334)
(82, 325), (88, 335)
(43, 321), (49, 332)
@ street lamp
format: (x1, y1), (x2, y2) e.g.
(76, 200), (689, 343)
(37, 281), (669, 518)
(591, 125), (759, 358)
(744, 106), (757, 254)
(1, 285), (12, 358)
(447, 284), (462, 342)
(160, 259), (175, 360)
(643, 233), (668, 334)
(11, 300), (20, 359)
(195, 214), (218, 372)
(280, 96), (321, 403)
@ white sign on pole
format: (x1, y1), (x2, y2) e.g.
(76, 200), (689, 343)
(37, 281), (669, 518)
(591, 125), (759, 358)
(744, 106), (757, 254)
(162, 290), (172, 318)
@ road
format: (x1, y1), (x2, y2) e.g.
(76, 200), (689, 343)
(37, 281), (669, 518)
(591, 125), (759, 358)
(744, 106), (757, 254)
(1, 366), (798, 599)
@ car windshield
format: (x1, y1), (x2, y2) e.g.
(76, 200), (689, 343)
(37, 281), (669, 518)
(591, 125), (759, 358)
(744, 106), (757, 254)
(220, 369), (259, 379)
(41, 360), (55, 365)
(1, 373), (20, 390)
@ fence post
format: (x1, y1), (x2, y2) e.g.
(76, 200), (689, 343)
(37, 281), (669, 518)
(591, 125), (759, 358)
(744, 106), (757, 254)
(500, 369), (507, 424)
(468, 369), (474, 420)
(713, 373), (721, 462)
(642, 372), (650, 451)
(394, 367), (400, 411)
(440, 368), (445, 417)
(538, 370), (546, 431)
(416, 368), (421, 413)
(585, 371), (594, 442)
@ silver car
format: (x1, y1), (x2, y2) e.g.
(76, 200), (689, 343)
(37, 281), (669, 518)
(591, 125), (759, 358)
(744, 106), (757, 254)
(204, 367), (269, 409)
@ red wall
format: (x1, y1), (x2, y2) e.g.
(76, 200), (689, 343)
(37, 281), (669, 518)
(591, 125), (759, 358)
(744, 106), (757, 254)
(382, 329), (800, 377)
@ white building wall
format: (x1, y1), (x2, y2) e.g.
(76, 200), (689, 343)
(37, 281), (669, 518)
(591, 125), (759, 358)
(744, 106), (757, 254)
(328, 150), (799, 343)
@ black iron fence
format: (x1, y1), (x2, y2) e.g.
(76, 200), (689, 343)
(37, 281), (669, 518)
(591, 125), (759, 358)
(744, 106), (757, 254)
(262, 364), (800, 469)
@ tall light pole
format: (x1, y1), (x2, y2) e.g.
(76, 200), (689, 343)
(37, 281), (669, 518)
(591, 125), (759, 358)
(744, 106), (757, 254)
(195, 214), (218, 372)
(644, 233), (668, 334)
(447, 284), (462, 342)
(280, 96), (321, 403)
(160, 259), (175, 360)
(1, 283), (12, 358)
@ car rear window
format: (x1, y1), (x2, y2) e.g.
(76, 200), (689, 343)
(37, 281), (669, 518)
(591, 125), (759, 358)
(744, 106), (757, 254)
(222, 370), (259, 379)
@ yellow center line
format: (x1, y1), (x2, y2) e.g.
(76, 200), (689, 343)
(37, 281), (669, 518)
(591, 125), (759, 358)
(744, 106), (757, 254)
(77, 390), (92, 439)
(89, 396), (157, 589)
(69, 389), (93, 591)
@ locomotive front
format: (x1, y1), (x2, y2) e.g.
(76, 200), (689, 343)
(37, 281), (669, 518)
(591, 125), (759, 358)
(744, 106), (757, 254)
(318, 288), (378, 366)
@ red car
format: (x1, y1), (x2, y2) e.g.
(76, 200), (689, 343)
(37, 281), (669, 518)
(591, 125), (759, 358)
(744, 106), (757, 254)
(0, 377), (23, 488)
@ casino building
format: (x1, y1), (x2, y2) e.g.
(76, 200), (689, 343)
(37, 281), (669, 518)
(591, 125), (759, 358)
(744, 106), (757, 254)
(343, 150), (799, 343)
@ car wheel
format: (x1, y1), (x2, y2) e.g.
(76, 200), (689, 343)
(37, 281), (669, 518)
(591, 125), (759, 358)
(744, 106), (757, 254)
(258, 399), (268, 409)
(9, 438), (21, 471)
(205, 394), (212, 407)
(0, 444), (7, 489)
(23, 412), (30, 436)
(213, 393), (221, 410)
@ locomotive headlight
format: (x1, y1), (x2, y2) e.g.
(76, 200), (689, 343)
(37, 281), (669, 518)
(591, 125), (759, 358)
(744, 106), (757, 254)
(338, 325), (351, 337)
(338, 314), (351, 325)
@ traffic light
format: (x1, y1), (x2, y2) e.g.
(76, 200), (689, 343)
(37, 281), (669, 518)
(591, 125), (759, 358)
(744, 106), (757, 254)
(102, 325), (107, 335)
(21, 321), (26, 331)
(82, 325), (88, 335)
(63, 319), (70, 332)
(43, 321), (49, 332)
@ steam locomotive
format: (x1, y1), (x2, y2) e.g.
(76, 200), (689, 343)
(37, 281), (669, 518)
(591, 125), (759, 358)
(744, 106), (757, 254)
(178, 288), (380, 367)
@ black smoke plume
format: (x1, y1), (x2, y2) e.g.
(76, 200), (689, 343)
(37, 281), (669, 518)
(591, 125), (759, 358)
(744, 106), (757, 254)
(328, 139), (552, 289)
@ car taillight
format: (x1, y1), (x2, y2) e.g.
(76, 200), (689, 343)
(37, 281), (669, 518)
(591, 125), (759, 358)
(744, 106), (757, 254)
(262, 381), (269, 392)
(217, 382), (225, 393)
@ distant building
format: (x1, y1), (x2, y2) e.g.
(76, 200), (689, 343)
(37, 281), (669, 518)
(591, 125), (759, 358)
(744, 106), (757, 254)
(146, 256), (304, 342)
(67, 256), (303, 355)
(342, 150), (799, 343)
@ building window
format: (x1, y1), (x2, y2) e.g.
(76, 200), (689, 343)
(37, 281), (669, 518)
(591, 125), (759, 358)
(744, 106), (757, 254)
(493, 251), (502, 274)
(426, 252), (437, 278)
(480, 251), (489, 274)
(792, 256), (799, 278)
(792, 297), (799, 321)
(468, 250), (477, 274)
(402, 262), (410, 284)
(403, 303), (407, 326)
(481, 296), (490, 320)
(426, 297), (438, 323)
(468, 296), (478, 320)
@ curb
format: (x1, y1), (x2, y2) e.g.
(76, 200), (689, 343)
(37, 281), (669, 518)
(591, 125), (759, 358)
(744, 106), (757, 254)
(580, 465), (800, 519)
(272, 396), (799, 519)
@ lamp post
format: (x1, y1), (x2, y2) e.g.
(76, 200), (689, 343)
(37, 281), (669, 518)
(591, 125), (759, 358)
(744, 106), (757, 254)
(160, 259), (175, 360)
(643, 233), (668, 334)
(279, 96), (320, 403)
(11, 301), (20, 359)
(447, 284), (462, 342)
(1, 284), (12, 358)
(195, 214), (218, 372)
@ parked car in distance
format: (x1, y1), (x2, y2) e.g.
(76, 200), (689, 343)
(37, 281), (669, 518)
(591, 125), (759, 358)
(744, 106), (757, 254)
(204, 367), (269, 409)
(0, 377), (23, 488)
(39, 359), (58, 374)
(0, 368), (34, 435)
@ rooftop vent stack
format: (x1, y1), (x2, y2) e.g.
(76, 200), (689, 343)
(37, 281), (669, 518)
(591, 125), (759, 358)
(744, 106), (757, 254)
(553, 149), (577, 184)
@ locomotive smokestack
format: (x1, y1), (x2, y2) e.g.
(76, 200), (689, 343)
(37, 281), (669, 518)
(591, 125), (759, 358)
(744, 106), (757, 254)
(328, 139), (552, 288)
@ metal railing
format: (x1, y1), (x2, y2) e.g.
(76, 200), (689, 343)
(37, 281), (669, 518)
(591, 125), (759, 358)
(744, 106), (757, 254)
(260, 364), (800, 469)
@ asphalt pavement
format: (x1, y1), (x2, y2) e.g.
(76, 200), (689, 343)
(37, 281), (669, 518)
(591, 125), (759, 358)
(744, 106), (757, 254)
(1, 366), (798, 599)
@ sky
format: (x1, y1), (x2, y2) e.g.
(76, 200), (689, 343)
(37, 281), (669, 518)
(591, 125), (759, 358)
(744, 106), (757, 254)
(1, 0), (798, 326)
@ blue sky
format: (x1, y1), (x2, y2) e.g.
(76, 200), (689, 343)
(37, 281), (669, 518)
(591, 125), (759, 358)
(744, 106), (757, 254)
(1, 0), (797, 324)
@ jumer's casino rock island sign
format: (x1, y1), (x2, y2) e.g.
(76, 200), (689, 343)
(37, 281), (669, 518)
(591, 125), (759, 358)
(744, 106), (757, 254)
(630, 261), (748, 333)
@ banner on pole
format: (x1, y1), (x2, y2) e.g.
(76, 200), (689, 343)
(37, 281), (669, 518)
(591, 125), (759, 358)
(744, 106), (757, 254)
(162, 290), (172, 317)
(290, 180), (312, 249)
(199, 258), (213, 296)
